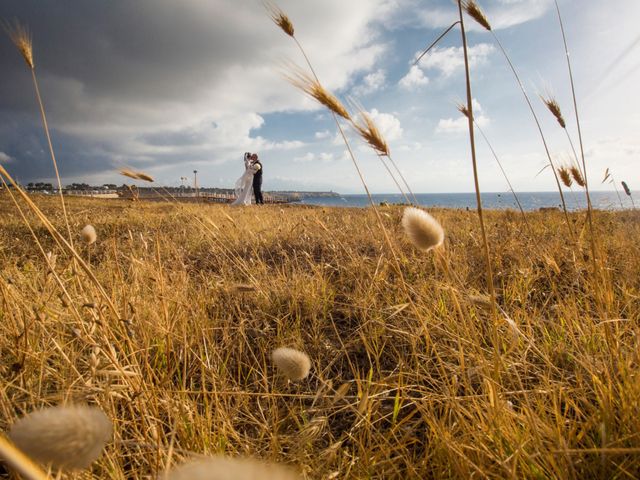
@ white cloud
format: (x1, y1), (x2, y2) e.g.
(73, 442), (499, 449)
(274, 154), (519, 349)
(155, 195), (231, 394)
(399, 65), (430, 90)
(417, 44), (495, 78)
(319, 152), (335, 162)
(315, 130), (331, 140)
(0, 152), (11, 163)
(389, 0), (554, 31)
(294, 152), (315, 163)
(0, 0), (393, 184)
(398, 141), (422, 152)
(353, 69), (387, 96)
(262, 140), (305, 151)
(585, 137), (640, 166)
(293, 151), (336, 163)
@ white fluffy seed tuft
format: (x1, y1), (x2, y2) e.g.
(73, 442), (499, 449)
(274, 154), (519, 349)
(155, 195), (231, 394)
(164, 455), (300, 480)
(271, 347), (311, 381)
(81, 225), (97, 245)
(401, 207), (444, 251)
(9, 405), (112, 470)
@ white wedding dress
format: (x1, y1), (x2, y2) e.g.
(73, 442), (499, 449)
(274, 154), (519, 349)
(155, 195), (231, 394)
(231, 156), (257, 206)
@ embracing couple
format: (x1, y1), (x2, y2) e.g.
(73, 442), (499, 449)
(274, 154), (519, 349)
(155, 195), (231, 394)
(232, 152), (263, 206)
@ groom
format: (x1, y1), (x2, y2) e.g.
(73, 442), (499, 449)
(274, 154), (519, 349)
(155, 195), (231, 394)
(251, 153), (264, 204)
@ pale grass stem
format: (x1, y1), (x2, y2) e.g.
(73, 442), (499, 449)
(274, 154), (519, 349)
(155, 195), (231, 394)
(457, 102), (529, 230)
(0, 175), (85, 324)
(0, 435), (49, 480)
(457, 0), (499, 323)
(0, 164), (120, 317)
(462, 0), (575, 240)
(602, 168), (624, 208)
(553, 0), (605, 316)
(271, 1), (435, 347)
(4, 20), (74, 248)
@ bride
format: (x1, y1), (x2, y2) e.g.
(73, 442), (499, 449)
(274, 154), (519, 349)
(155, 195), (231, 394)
(231, 152), (258, 206)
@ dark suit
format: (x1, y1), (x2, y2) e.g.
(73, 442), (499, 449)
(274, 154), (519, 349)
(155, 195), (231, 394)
(252, 161), (263, 204)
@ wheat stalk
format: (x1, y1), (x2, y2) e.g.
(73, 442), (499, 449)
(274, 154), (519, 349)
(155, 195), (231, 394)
(4, 20), (75, 248)
(569, 165), (585, 187)
(286, 69), (351, 120)
(0, 435), (49, 480)
(119, 168), (155, 182)
(457, 0), (498, 322)
(462, 0), (492, 31)
(457, 102), (529, 230)
(463, 1), (575, 240)
(270, 2), (433, 344)
(264, 1), (294, 37)
(3, 20), (34, 68)
(553, 0), (603, 316)
(540, 94), (566, 128)
(558, 166), (573, 188)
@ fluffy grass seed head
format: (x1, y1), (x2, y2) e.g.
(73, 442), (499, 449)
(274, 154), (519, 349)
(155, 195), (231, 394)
(569, 165), (585, 187)
(4, 20), (34, 69)
(401, 207), (444, 251)
(265, 2), (295, 37)
(462, 0), (492, 31)
(119, 168), (154, 182)
(353, 109), (389, 156)
(540, 94), (566, 128)
(558, 166), (573, 188)
(287, 69), (351, 120)
(8, 405), (112, 470)
(81, 224), (97, 245)
(272, 347), (311, 381)
(622, 181), (632, 196)
(164, 455), (301, 480)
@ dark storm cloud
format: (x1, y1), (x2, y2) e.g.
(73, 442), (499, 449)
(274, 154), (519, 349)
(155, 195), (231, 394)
(0, 0), (285, 182)
(0, 0), (388, 186)
(1, 1), (262, 104)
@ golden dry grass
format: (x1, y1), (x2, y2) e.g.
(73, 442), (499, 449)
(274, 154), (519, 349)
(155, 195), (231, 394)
(1, 193), (640, 478)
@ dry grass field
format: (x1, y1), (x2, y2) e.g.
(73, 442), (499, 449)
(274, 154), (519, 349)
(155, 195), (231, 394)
(1, 193), (640, 478)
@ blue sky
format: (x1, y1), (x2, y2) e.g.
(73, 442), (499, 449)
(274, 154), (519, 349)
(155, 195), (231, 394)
(0, 0), (638, 193)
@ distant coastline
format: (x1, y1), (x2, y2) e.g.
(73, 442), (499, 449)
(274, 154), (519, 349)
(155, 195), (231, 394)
(2, 183), (633, 211)
(295, 191), (635, 211)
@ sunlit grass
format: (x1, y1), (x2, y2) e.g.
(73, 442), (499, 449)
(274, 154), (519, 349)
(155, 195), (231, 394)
(1, 193), (639, 478)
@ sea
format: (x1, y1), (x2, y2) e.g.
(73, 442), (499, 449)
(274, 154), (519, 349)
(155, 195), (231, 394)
(293, 191), (635, 211)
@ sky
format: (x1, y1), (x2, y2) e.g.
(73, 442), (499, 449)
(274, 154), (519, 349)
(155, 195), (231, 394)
(0, 0), (638, 193)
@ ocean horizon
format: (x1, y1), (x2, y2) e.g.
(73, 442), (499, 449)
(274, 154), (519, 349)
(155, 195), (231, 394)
(294, 191), (635, 211)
